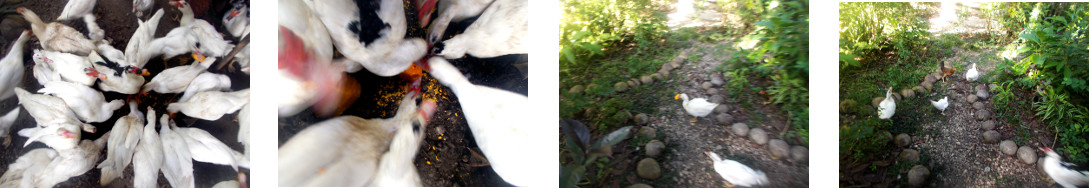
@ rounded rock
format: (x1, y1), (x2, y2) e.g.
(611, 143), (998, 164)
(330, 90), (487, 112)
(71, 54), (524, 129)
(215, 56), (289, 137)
(701, 82), (713, 90)
(587, 83), (599, 90)
(714, 105), (729, 113)
(881, 131), (894, 145)
(1037, 157), (1048, 176)
(641, 75), (654, 84)
(731, 123), (750, 137)
(900, 149), (920, 162)
(973, 102), (985, 110)
(912, 86), (926, 94)
(569, 85), (585, 94)
(968, 94), (978, 103)
(924, 74), (937, 83)
(768, 139), (790, 159)
(901, 89), (915, 99)
(908, 165), (930, 187)
(645, 140), (665, 158)
(651, 73), (662, 81)
(872, 97), (886, 108)
(891, 93), (903, 102)
(1018, 146), (1037, 164)
(661, 63), (674, 71)
(715, 113), (734, 125)
(977, 110), (991, 120)
(982, 120), (996, 130)
(977, 89), (990, 99)
(711, 74), (725, 86)
(921, 82), (934, 91)
(840, 99), (857, 112)
(615, 82), (629, 92)
(1000, 140), (1017, 156)
(790, 146), (808, 162)
(749, 128), (769, 145)
(707, 88), (720, 95)
(634, 113), (649, 125)
(658, 70), (671, 79)
(636, 158), (662, 179)
(627, 184), (653, 188)
(982, 130), (1001, 144)
(638, 127), (657, 138)
(895, 133), (912, 147)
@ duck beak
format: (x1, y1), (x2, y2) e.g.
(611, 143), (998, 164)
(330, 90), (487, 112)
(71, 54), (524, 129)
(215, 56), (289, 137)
(674, 94), (680, 100)
(192, 52), (207, 63)
(141, 69), (150, 76)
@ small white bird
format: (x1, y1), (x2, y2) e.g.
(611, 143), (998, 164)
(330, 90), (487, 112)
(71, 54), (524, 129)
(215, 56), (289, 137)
(33, 49), (103, 86)
(176, 127), (249, 171)
(0, 31), (30, 101)
(434, 0), (527, 59)
(38, 81), (124, 123)
(57, 0), (95, 21)
(706, 151), (769, 187)
(0, 148), (57, 188)
(965, 63), (980, 82)
(159, 115), (194, 188)
(31, 50), (62, 85)
(371, 111), (426, 186)
(1039, 147), (1089, 188)
(675, 93), (719, 123)
(132, 107), (162, 188)
(223, 1), (250, 38)
(178, 72), (232, 102)
(126, 9), (166, 69)
(423, 0), (493, 43)
(133, 0), (153, 17)
(34, 131), (109, 188)
(878, 87), (896, 120)
(143, 59), (210, 94)
(307, 0), (428, 76)
(166, 89), (250, 121)
(97, 102), (144, 185)
(17, 7), (96, 56)
(93, 43), (146, 95)
(169, 0), (236, 61)
(0, 108), (20, 146)
(931, 96), (949, 115)
(13, 87), (95, 134)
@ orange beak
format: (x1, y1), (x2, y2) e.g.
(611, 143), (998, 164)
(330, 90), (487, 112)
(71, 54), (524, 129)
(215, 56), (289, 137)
(192, 53), (207, 63)
(674, 94), (680, 100)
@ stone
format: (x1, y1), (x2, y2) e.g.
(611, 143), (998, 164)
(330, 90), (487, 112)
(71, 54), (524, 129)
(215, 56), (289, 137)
(636, 158), (661, 179)
(658, 70), (671, 79)
(901, 89), (915, 99)
(977, 110), (991, 121)
(1018, 146), (1037, 164)
(908, 165), (930, 187)
(930, 72), (943, 81)
(634, 113), (649, 125)
(569, 85), (585, 94)
(900, 149), (920, 162)
(587, 83), (599, 91)
(615, 82), (629, 92)
(641, 75), (654, 84)
(638, 127), (657, 138)
(912, 86), (926, 94)
(708, 88), (720, 95)
(731, 123), (749, 137)
(715, 113), (733, 125)
(840, 99), (857, 112)
(891, 93), (903, 102)
(714, 105), (729, 113)
(976, 88), (990, 99)
(1000, 140), (1017, 156)
(973, 102), (985, 110)
(790, 146), (808, 162)
(982, 120), (996, 130)
(982, 130), (1000, 144)
(924, 74), (937, 83)
(702, 82), (713, 90)
(881, 131), (894, 145)
(627, 184), (653, 188)
(710, 95), (725, 104)
(1037, 157), (1048, 177)
(872, 97), (886, 108)
(921, 82), (934, 91)
(968, 94), (978, 103)
(895, 133), (911, 147)
(661, 63), (674, 72)
(651, 73), (662, 81)
(711, 73), (725, 86)
(749, 128), (768, 145)
(645, 140), (665, 158)
(768, 139), (790, 159)
(630, 79), (641, 87)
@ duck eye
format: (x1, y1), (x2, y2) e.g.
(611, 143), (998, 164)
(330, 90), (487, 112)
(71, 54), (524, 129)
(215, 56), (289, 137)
(195, 42), (202, 48)
(411, 121), (421, 133)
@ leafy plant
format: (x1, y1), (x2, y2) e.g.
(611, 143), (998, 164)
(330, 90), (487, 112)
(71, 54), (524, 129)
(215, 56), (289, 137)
(560, 120), (634, 188)
(839, 2), (931, 69)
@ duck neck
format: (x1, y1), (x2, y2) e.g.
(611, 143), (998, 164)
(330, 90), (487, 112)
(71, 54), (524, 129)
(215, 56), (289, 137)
(179, 4), (195, 25)
(21, 11), (45, 34)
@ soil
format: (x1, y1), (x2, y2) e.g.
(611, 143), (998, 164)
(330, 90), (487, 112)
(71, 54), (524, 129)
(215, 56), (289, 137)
(276, 1), (528, 186)
(0, 0), (250, 187)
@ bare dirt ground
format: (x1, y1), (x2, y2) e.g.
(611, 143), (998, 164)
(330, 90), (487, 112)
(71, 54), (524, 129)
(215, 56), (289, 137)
(0, 0), (249, 187)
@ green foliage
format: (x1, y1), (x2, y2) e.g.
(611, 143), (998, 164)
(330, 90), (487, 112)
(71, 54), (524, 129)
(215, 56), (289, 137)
(559, 0), (669, 69)
(738, 0), (809, 134)
(838, 2), (931, 69)
(560, 120), (633, 188)
(839, 119), (891, 161)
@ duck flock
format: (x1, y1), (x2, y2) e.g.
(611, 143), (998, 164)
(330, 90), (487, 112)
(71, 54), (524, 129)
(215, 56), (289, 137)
(0, 0), (250, 187)
(277, 0), (537, 186)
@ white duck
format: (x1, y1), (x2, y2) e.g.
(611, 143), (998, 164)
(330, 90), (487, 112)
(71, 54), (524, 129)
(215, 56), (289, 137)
(237, 104), (249, 158)
(159, 115), (194, 188)
(126, 9), (165, 69)
(142, 59), (211, 93)
(427, 57), (546, 186)
(133, 0), (153, 17)
(931, 96), (949, 115)
(279, 0), (333, 62)
(38, 81), (124, 123)
(167, 89), (249, 121)
(1040, 147), (1089, 188)
(0, 148), (57, 188)
(965, 63), (980, 82)
(170, 0), (236, 61)
(31, 50), (61, 85)
(93, 43), (147, 94)
(307, 0), (428, 76)
(13, 87), (93, 134)
(223, 0), (250, 38)
(0, 31), (29, 101)
(675, 93), (719, 122)
(371, 114), (427, 186)
(17, 7), (95, 56)
(278, 92), (435, 186)
(706, 151), (769, 187)
(434, 0), (527, 59)
(33, 49), (103, 86)
(56, 0), (104, 41)
(878, 87), (896, 120)
(423, 0), (492, 43)
(17, 123), (80, 150)
(33, 132), (109, 188)
(176, 127), (249, 171)
(132, 107), (162, 188)
(178, 72), (231, 102)
(277, 26), (356, 117)
(96, 102), (144, 186)
(0, 108), (19, 146)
